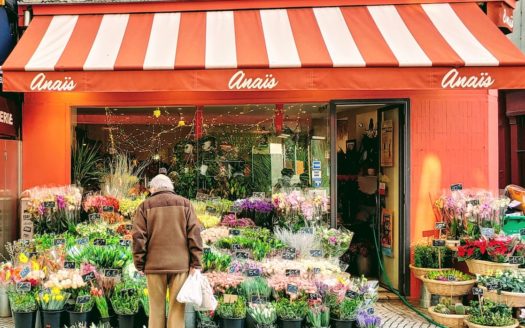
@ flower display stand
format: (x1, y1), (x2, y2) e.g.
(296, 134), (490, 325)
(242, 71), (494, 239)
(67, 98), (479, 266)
(428, 306), (467, 328)
(420, 277), (476, 297)
(465, 259), (519, 276)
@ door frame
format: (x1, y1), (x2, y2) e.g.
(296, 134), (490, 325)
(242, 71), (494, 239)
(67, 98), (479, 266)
(329, 98), (411, 295)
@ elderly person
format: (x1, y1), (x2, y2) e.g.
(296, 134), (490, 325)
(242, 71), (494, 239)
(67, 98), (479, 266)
(132, 174), (203, 328)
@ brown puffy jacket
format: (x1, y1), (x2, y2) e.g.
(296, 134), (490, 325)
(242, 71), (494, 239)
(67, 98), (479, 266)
(132, 191), (203, 273)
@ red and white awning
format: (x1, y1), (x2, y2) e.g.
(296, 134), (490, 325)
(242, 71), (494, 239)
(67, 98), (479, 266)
(3, 2), (525, 92)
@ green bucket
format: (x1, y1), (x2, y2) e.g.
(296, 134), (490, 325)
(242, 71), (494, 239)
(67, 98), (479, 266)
(503, 215), (525, 238)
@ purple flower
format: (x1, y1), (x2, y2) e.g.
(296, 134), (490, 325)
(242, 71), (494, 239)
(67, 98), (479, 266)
(56, 195), (66, 210)
(357, 309), (381, 328)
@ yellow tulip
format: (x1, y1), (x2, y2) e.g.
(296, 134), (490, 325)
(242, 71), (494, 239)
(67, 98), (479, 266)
(43, 294), (50, 303)
(55, 295), (64, 302)
(51, 287), (60, 295)
(19, 254), (28, 264)
(31, 261), (40, 271)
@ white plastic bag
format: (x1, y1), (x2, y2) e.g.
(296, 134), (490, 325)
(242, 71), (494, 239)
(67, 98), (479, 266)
(176, 271), (203, 306)
(195, 274), (217, 311)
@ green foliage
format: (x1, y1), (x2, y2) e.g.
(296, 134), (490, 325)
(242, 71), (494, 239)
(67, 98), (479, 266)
(478, 270), (525, 293)
(328, 296), (363, 320)
(307, 305), (330, 328)
(73, 289), (94, 313)
(425, 269), (473, 282)
(414, 245), (453, 269)
(110, 281), (140, 315)
(215, 230), (285, 261)
(7, 289), (38, 313)
(216, 296), (247, 319)
(202, 250), (231, 272)
(239, 277), (272, 299)
(275, 298), (308, 320)
(72, 140), (103, 191)
(434, 298), (469, 315)
(468, 300), (515, 326)
(72, 244), (132, 269)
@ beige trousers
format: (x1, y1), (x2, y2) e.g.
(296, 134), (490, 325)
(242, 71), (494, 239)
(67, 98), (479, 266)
(146, 272), (189, 328)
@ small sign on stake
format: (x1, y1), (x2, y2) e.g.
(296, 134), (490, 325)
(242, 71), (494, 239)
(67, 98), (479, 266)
(434, 222), (446, 230)
(312, 267), (321, 275)
(229, 229), (241, 236)
(472, 287), (484, 296)
(450, 183), (463, 191)
(54, 238), (66, 247)
(102, 206), (114, 213)
(308, 293), (320, 300)
(16, 282), (31, 293)
(82, 271), (96, 283)
(310, 249), (323, 257)
(282, 247), (297, 260)
(235, 251), (249, 260)
(346, 290), (358, 298)
(76, 237), (89, 246)
(119, 239), (131, 247)
(432, 239), (446, 247)
(104, 269), (121, 278)
(76, 295), (91, 304)
(286, 284), (299, 294)
(64, 261), (76, 269)
(246, 269), (261, 277)
(250, 295), (267, 304)
(285, 269), (300, 277)
(509, 256), (524, 265)
(480, 227), (495, 238)
(43, 201), (56, 208)
(299, 227), (314, 234)
(231, 244), (242, 251)
(93, 239), (106, 246)
(252, 192), (266, 199)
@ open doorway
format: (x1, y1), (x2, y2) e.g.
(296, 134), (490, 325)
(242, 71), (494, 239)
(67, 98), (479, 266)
(330, 100), (410, 295)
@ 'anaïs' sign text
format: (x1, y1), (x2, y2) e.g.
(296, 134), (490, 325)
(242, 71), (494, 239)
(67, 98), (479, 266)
(30, 73), (77, 91)
(441, 69), (495, 89)
(228, 70), (278, 90)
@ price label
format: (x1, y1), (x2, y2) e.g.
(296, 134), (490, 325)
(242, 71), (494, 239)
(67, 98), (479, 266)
(203, 248), (211, 255)
(126, 224), (134, 231)
(480, 227), (495, 238)
(299, 227), (314, 234)
(285, 269), (300, 277)
(229, 229), (241, 236)
(235, 251), (249, 260)
(447, 275), (456, 281)
(432, 239), (446, 247)
(119, 239), (131, 247)
(104, 269), (121, 278)
(88, 213), (100, 222)
(205, 206), (217, 214)
(434, 222), (446, 230)
(487, 283), (500, 291)
(312, 267), (321, 275)
(20, 266), (30, 278)
(76, 237), (89, 245)
(223, 294), (238, 304)
(231, 244), (242, 251)
(54, 238), (66, 247)
(93, 239), (107, 246)
(520, 228), (525, 236)
(16, 282), (31, 293)
(450, 183), (463, 191)
(282, 247), (297, 260)
(43, 201), (56, 208)
(467, 199), (480, 206)
(252, 192), (266, 199)
(76, 295), (91, 304)
(250, 295), (266, 304)
(64, 261), (76, 269)
(308, 293), (320, 300)
(472, 287), (484, 296)
(286, 284), (299, 294)
(247, 269), (261, 277)
(346, 290), (358, 298)
(102, 206), (114, 213)
(82, 271), (96, 282)
(509, 256), (524, 264)
(229, 205), (239, 214)
(367, 308), (375, 315)
(119, 288), (136, 297)
(310, 249), (323, 257)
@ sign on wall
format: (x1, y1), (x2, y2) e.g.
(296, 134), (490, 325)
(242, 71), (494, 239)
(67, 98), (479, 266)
(0, 96), (17, 138)
(381, 120), (394, 167)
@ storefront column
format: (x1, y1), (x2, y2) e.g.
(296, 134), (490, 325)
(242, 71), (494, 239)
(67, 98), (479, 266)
(509, 116), (520, 184)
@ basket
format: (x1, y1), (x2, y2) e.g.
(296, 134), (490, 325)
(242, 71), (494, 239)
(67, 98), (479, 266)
(464, 319), (519, 328)
(480, 287), (525, 308)
(465, 259), (519, 276)
(409, 265), (452, 280)
(420, 277), (476, 296)
(428, 306), (467, 328)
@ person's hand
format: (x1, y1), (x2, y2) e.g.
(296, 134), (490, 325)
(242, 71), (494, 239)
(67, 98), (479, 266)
(189, 268), (201, 275)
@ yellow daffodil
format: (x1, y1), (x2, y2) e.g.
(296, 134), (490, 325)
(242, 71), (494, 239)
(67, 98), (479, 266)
(143, 288), (148, 297)
(55, 295), (64, 302)
(51, 287), (60, 295)
(19, 253), (28, 264)
(31, 261), (40, 271)
(43, 294), (50, 303)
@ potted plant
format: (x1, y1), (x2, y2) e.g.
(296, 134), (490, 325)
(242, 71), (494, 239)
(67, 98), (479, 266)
(275, 298), (307, 328)
(409, 244), (453, 279)
(464, 300), (518, 328)
(247, 303), (277, 328)
(68, 289), (94, 326)
(91, 287), (111, 325)
(7, 287), (38, 328)
(306, 305), (330, 328)
(458, 237), (520, 275)
(478, 271), (525, 307)
(420, 269), (476, 296)
(216, 296), (247, 328)
(356, 309), (381, 328)
(110, 282), (140, 328)
(197, 310), (219, 328)
(37, 287), (71, 328)
(329, 298), (362, 328)
(428, 298), (469, 328)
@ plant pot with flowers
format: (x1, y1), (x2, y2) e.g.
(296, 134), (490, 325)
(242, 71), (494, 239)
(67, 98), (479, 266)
(37, 287), (71, 328)
(356, 309), (381, 328)
(68, 289), (94, 326)
(428, 298), (469, 328)
(464, 300), (518, 328)
(477, 271), (525, 308)
(420, 269), (476, 296)
(275, 298), (307, 328)
(110, 281), (140, 328)
(458, 237), (520, 275)
(247, 303), (277, 328)
(7, 286), (38, 328)
(197, 311), (219, 328)
(91, 286), (111, 325)
(217, 296), (247, 328)
(306, 305), (330, 328)
(328, 297), (362, 328)
(409, 244), (453, 279)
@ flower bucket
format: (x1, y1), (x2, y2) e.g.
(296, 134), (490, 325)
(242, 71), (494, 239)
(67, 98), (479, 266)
(420, 277), (476, 296)
(222, 317), (245, 328)
(186, 303), (197, 328)
(409, 265), (452, 280)
(13, 311), (36, 328)
(117, 313), (135, 328)
(465, 259), (519, 276)
(68, 310), (88, 326)
(0, 287), (10, 318)
(279, 319), (303, 328)
(42, 310), (63, 328)
(464, 318), (519, 328)
(330, 318), (355, 328)
(428, 306), (467, 328)
(479, 287), (525, 308)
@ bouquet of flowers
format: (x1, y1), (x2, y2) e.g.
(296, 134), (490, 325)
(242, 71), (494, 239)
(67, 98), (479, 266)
(458, 236), (520, 263)
(220, 214), (255, 228)
(319, 228), (354, 258)
(38, 287), (71, 311)
(44, 269), (86, 290)
(118, 195), (146, 219)
(357, 309), (381, 328)
(201, 226), (230, 245)
(235, 197), (274, 228)
(205, 272), (245, 294)
(90, 286), (109, 318)
(247, 303), (277, 328)
(272, 191), (329, 227)
(82, 194), (120, 214)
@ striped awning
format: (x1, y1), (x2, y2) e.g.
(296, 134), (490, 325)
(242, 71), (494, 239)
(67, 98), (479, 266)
(3, 2), (525, 92)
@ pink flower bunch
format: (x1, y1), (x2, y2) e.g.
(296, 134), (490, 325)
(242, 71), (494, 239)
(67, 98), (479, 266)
(204, 272), (245, 294)
(82, 194), (120, 213)
(267, 274), (317, 294)
(220, 214), (255, 228)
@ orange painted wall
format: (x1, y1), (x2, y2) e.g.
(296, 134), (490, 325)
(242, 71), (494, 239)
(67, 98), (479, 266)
(22, 89), (498, 297)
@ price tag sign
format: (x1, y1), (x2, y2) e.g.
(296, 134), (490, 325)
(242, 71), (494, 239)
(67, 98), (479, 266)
(472, 287), (484, 296)
(229, 229), (241, 236)
(231, 244), (242, 251)
(43, 201), (56, 208)
(104, 269), (121, 278)
(247, 269), (261, 277)
(16, 282), (31, 293)
(82, 271), (96, 283)
(434, 222), (446, 230)
(102, 206), (114, 213)
(54, 238), (66, 247)
(76, 295), (91, 304)
(467, 199), (480, 206)
(346, 290), (358, 298)
(520, 228), (525, 236)
(203, 248), (211, 255)
(252, 192), (266, 199)
(205, 206), (217, 214)
(286, 284), (299, 294)
(250, 295), (267, 304)
(447, 275), (456, 281)
(299, 227), (314, 234)
(285, 269), (300, 277)
(93, 239), (107, 246)
(119, 239), (131, 247)
(509, 256), (524, 264)
(125, 224), (133, 231)
(432, 239), (446, 247)
(64, 261), (76, 269)
(223, 294), (238, 304)
(480, 227), (495, 238)
(76, 237), (89, 245)
(235, 251), (249, 260)
(310, 249), (323, 257)
(88, 213), (100, 222)
(450, 183), (463, 191)
(20, 266), (30, 278)
(312, 267), (321, 275)
(487, 283), (500, 291)
(282, 247), (297, 260)
(308, 293), (320, 300)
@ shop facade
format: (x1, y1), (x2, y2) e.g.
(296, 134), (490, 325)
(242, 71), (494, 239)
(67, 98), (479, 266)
(3, 0), (525, 299)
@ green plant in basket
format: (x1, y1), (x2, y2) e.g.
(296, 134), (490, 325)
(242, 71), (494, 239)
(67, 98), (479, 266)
(468, 300), (515, 326)
(478, 270), (525, 293)
(425, 269), (473, 282)
(434, 298), (469, 315)
(7, 287), (38, 313)
(216, 296), (247, 319)
(110, 281), (140, 315)
(329, 297), (363, 321)
(275, 298), (308, 320)
(202, 250), (231, 272)
(414, 245), (453, 268)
